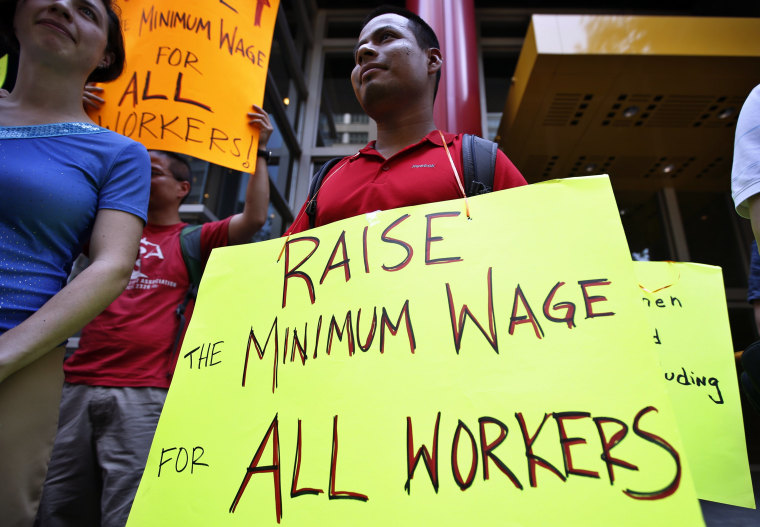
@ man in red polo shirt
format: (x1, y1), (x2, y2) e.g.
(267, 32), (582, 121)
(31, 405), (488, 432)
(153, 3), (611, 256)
(286, 5), (526, 234)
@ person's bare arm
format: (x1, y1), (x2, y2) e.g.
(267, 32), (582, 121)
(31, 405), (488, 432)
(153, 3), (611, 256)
(0, 209), (143, 382)
(227, 104), (273, 245)
(749, 195), (760, 254)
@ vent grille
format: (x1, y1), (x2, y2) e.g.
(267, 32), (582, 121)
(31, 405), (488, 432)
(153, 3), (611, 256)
(543, 93), (593, 126)
(694, 156), (731, 180)
(597, 93), (742, 128)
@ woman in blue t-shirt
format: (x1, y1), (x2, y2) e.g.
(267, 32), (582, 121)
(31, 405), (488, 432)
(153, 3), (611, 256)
(0, 1), (150, 523)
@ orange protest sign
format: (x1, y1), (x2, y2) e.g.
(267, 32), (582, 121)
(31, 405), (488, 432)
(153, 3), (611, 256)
(91, 0), (279, 171)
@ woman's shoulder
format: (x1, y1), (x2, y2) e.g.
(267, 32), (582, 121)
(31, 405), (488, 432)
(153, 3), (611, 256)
(52, 123), (150, 163)
(0, 122), (138, 147)
(91, 126), (149, 154)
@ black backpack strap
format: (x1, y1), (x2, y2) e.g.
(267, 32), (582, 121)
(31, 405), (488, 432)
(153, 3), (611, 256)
(305, 157), (343, 229)
(169, 224), (204, 376)
(462, 134), (497, 196)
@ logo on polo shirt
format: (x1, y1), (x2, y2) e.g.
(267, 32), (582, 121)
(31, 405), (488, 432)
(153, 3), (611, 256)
(412, 163), (435, 168)
(127, 238), (177, 290)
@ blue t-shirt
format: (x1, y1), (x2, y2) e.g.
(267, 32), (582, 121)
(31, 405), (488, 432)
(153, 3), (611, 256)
(0, 122), (150, 333)
(749, 241), (760, 304)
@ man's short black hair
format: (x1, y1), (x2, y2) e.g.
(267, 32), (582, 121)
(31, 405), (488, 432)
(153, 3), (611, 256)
(360, 5), (441, 99)
(154, 150), (191, 181)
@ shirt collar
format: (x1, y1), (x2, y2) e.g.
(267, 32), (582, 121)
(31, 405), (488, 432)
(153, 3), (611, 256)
(358, 130), (457, 159)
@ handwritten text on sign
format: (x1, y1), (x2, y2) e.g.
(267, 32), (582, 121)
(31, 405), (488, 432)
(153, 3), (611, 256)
(635, 261), (755, 508)
(92, 0), (279, 171)
(127, 177), (704, 526)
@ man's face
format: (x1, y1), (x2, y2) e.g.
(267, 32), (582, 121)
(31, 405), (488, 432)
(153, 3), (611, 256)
(148, 151), (187, 210)
(350, 13), (433, 113)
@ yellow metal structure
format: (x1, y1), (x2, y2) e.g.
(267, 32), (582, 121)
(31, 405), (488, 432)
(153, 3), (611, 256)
(498, 15), (760, 192)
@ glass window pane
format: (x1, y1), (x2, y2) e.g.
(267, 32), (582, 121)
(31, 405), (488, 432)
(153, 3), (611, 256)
(616, 190), (671, 261)
(480, 19), (527, 39)
(318, 52), (366, 147)
(269, 39), (290, 104)
(184, 157), (208, 205)
(252, 203), (278, 242)
(269, 39), (302, 132)
(280, 0), (307, 69)
(482, 51), (518, 113)
(267, 111), (285, 152)
(326, 18), (362, 38)
(679, 191), (746, 288)
(729, 307), (757, 352)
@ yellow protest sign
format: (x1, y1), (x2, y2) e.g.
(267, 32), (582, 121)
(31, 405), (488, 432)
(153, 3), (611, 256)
(0, 54), (7, 89)
(91, 0), (279, 171)
(127, 176), (704, 526)
(635, 261), (755, 508)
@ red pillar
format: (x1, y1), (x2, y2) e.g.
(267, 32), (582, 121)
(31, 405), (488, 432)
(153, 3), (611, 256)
(407, 0), (482, 136)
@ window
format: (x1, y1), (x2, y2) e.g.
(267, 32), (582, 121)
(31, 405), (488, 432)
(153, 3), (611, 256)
(348, 132), (369, 144)
(616, 190), (671, 261)
(679, 191), (746, 288)
(318, 52), (366, 147)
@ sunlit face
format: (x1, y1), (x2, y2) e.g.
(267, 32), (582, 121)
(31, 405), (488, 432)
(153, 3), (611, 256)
(14, 0), (112, 77)
(350, 13), (434, 114)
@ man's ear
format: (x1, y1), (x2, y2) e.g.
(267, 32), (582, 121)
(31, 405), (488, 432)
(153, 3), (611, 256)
(178, 180), (191, 200)
(427, 48), (443, 74)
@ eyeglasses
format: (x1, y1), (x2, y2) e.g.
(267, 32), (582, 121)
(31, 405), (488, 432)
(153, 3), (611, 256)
(151, 167), (188, 183)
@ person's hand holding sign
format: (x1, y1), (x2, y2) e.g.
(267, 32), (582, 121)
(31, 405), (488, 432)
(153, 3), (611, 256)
(247, 103), (273, 152)
(83, 84), (106, 112)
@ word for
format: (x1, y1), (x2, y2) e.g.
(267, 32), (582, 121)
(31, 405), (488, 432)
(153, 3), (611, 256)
(156, 47), (201, 74)
(664, 367), (723, 404)
(157, 446), (209, 477)
(242, 300), (415, 393)
(95, 111), (257, 168)
(184, 340), (223, 369)
(228, 406), (680, 523)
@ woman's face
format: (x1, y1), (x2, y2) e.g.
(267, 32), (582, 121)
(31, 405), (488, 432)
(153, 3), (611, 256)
(14, 0), (112, 77)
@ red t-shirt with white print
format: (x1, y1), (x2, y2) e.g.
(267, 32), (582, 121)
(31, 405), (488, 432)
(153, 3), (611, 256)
(64, 218), (231, 389)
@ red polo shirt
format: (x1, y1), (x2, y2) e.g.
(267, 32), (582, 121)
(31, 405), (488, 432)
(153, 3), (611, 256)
(287, 131), (526, 234)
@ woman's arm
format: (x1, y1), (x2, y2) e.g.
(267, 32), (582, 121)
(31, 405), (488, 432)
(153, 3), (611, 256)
(0, 209), (143, 382)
